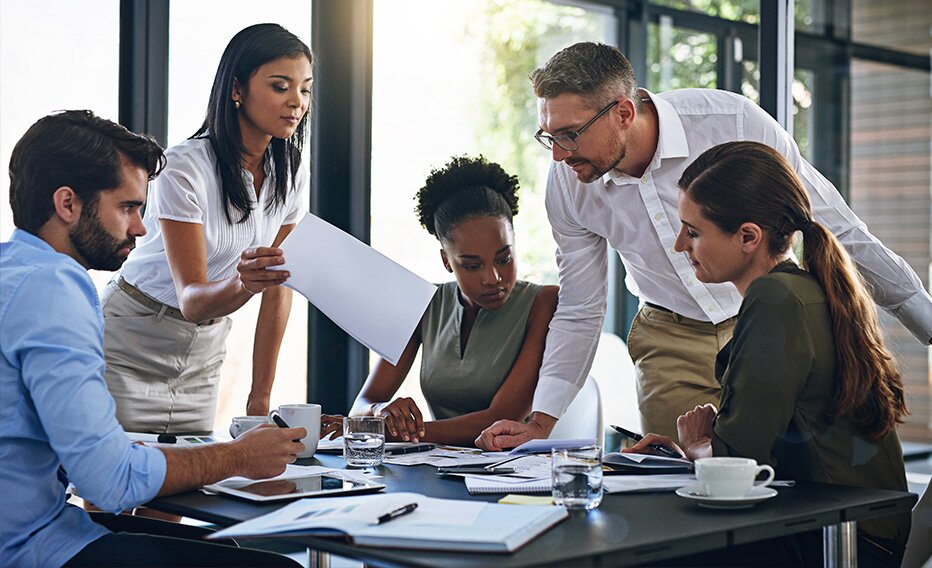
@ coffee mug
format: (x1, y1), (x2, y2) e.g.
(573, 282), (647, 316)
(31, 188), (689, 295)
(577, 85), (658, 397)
(695, 457), (775, 498)
(269, 403), (321, 458)
(229, 415), (268, 439)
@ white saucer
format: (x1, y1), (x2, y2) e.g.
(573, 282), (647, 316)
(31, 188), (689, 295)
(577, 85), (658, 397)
(675, 485), (778, 509)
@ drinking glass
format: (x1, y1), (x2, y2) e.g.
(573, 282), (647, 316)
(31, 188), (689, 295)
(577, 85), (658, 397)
(343, 416), (385, 467)
(552, 444), (603, 510)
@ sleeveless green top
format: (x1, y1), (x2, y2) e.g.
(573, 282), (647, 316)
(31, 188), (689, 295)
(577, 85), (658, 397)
(419, 280), (541, 420)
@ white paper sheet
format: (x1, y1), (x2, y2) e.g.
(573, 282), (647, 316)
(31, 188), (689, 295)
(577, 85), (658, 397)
(275, 213), (437, 364)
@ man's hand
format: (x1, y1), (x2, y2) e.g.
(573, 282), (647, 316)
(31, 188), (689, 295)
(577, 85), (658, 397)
(475, 412), (557, 451)
(230, 423), (306, 479)
(675, 403), (717, 461)
(374, 398), (425, 443)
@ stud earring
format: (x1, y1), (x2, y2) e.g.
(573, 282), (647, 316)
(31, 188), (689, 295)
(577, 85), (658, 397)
(234, 100), (241, 109)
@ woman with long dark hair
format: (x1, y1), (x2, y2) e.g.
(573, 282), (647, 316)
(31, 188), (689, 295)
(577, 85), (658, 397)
(102, 23), (312, 432)
(629, 141), (909, 566)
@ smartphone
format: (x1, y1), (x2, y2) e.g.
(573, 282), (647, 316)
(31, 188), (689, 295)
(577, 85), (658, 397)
(436, 466), (516, 475)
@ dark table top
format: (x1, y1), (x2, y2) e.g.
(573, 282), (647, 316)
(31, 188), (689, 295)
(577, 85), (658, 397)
(149, 453), (917, 567)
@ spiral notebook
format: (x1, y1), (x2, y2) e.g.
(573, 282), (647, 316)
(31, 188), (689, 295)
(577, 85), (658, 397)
(464, 476), (551, 495)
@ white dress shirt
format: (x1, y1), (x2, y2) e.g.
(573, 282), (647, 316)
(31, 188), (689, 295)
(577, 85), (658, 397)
(533, 88), (932, 418)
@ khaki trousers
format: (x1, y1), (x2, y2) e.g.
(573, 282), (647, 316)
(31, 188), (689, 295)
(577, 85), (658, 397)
(101, 281), (232, 433)
(627, 305), (736, 443)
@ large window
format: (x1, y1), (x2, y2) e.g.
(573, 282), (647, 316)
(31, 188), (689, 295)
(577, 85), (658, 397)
(167, 1), (312, 431)
(370, 0), (615, 413)
(845, 1), (931, 442)
(0, 0), (119, 284)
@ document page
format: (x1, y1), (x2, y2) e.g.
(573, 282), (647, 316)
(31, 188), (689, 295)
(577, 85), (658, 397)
(276, 214), (437, 364)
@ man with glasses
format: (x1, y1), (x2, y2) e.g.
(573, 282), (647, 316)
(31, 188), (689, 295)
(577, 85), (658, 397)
(476, 42), (932, 450)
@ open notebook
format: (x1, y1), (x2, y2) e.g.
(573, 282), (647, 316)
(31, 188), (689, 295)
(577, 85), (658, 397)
(207, 492), (567, 553)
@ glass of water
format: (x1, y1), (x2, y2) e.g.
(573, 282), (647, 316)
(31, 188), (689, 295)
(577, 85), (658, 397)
(551, 444), (603, 510)
(343, 416), (385, 467)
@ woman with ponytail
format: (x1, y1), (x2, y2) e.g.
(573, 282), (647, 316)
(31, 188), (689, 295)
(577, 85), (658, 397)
(628, 141), (909, 566)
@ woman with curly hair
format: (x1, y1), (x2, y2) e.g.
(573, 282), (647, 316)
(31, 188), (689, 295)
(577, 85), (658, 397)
(349, 155), (558, 446)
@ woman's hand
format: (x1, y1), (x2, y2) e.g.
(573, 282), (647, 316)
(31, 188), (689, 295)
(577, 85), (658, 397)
(622, 433), (686, 459)
(237, 247), (289, 295)
(320, 414), (343, 439)
(675, 403), (717, 461)
(373, 398), (425, 443)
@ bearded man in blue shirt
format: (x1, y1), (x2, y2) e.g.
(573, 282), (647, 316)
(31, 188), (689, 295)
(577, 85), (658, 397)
(0, 110), (306, 568)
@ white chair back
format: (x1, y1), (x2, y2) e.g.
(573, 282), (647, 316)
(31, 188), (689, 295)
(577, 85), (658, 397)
(549, 374), (602, 441)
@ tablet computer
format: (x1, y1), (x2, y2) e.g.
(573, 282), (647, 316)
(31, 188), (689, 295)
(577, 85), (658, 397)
(206, 473), (385, 502)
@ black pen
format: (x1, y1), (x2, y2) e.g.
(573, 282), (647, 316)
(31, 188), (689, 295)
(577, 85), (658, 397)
(610, 424), (683, 459)
(376, 502), (418, 524)
(384, 443), (435, 456)
(271, 413), (301, 443)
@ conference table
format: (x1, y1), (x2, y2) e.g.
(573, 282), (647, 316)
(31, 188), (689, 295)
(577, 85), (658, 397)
(148, 452), (916, 567)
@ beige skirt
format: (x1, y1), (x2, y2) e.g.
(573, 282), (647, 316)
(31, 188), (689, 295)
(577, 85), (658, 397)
(101, 280), (232, 433)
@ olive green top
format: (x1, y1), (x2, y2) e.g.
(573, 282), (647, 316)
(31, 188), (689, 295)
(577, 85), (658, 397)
(711, 261), (909, 544)
(420, 280), (541, 420)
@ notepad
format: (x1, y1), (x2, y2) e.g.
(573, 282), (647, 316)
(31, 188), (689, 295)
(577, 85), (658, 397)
(207, 492), (567, 553)
(465, 473), (699, 495)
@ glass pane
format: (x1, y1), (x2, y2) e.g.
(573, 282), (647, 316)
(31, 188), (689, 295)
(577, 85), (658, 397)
(0, 0), (119, 288)
(650, 0), (759, 24)
(371, 0), (615, 411)
(168, 2), (312, 430)
(852, 0), (931, 57)
(647, 19), (717, 92)
(792, 69), (815, 161)
(849, 60), (931, 442)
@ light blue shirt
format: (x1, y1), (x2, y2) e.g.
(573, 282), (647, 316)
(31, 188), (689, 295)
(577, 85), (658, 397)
(0, 229), (167, 568)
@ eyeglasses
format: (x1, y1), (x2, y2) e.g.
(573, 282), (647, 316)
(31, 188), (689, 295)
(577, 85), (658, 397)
(535, 100), (620, 152)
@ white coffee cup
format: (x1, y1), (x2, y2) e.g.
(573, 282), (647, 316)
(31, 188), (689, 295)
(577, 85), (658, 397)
(695, 457), (775, 498)
(229, 415), (268, 439)
(269, 403), (321, 458)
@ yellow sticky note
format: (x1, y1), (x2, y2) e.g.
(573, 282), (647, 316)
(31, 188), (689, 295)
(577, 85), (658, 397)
(498, 494), (555, 505)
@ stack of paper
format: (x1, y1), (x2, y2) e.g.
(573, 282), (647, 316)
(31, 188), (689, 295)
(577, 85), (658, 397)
(276, 214), (437, 365)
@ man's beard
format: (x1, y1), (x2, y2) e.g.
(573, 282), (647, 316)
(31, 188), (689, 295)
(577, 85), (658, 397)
(69, 206), (134, 271)
(570, 140), (627, 184)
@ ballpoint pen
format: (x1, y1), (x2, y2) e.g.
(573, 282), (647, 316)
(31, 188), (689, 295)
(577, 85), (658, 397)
(271, 413), (301, 443)
(384, 443), (436, 456)
(376, 502), (418, 524)
(610, 424), (684, 459)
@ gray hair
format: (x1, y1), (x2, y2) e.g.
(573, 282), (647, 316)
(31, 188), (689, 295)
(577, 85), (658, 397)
(530, 42), (640, 110)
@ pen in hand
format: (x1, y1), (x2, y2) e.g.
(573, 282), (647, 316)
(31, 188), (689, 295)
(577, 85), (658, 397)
(271, 412), (301, 443)
(611, 425), (683, 459)
(376, 502), (418, 524)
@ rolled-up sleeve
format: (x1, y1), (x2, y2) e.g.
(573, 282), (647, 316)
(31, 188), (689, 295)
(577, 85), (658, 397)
(10, 264), (166, 512)
(533, 164), (607, 418)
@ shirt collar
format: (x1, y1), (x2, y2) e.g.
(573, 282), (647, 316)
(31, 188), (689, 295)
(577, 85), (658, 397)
(10, 228), (56, 252)
(602, 89), (690, 185)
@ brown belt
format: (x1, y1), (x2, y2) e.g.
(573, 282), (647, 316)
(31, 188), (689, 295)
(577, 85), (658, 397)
(116, 276), (220, 326)
(644, 302), (673, 314)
